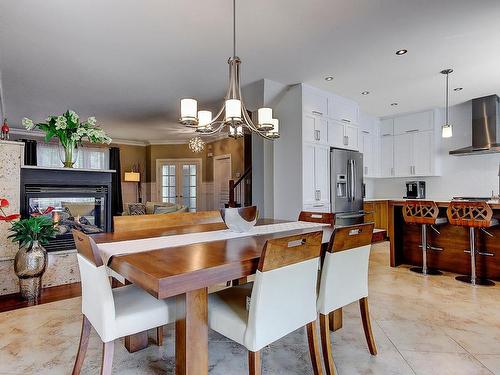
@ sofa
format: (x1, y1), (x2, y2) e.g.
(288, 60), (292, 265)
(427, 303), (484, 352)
(122, 201), (188, 215)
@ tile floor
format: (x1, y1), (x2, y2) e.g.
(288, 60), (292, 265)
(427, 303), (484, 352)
(0, 241), (498, 374)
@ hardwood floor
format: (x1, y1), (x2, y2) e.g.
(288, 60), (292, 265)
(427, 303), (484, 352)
(0, 282), (81, 313)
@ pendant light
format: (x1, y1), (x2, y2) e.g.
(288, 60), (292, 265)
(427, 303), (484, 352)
(179, 0), (279, 140)
(441, 69), (453, 138)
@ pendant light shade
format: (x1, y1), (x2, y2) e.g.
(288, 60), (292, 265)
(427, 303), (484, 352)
(225, 99), (242, 122)
(266, 118), (280, 138)
(257, 107), (274, 130)
(197, 110), (213, 133)
(440, 69), (453, 138)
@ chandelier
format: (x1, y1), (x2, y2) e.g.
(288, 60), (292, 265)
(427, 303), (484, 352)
(179, 0), (279, 140)
(188, 136), (205, 153)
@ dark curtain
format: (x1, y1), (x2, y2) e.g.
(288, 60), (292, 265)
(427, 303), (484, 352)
(21, 139), (37, 165)
(109, 147), (123, 218)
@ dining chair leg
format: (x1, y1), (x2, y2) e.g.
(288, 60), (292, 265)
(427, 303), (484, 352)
(359, 297), (377, 355)
(248, 350), (261, 375)
(156, 326), (164, 346)
(306, 320), (323, 375)
(101, 340), (115, 375)
(72, 315), (92, 375)
(319, 314), (336, 375)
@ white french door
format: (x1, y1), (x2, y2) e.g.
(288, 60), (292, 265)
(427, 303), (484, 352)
(156, 159), (201, 212)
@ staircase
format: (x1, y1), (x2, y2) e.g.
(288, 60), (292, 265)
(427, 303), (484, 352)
(226, 167), (252, 208)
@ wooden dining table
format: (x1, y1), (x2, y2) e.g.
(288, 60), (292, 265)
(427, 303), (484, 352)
(92, 218), (329, 375)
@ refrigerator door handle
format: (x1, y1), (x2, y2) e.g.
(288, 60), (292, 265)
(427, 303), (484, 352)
(351, 159), (356, 202)
(347, 159), (352, 201)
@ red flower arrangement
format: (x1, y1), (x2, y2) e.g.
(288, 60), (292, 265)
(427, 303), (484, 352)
(0, 198), (20, 222)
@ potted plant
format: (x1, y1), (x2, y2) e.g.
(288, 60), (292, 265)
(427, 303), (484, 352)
(8, 216), (57, 300)
(22, 110), (112, 168)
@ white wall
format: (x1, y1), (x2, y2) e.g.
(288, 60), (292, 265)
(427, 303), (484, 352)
(367, 101), (500, 199)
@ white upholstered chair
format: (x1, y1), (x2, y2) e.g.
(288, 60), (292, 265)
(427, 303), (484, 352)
(71, 230), (176, 375)
(208, 231), (324, 375)
(317, 223), (377, 375)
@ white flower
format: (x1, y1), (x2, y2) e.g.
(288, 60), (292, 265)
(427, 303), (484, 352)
(55, 116), (67, 130)
(104, 136), (112, 144)
(71, 133), (80, 141)
(69, 110), (79, 123)
(22, 118), (35, 130)
(46, 116), (53, 122)
(86, 116), (96, 126)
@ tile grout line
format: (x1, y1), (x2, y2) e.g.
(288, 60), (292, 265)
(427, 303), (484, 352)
(374, 318), (418, 375)
(443, 331), (495, 374)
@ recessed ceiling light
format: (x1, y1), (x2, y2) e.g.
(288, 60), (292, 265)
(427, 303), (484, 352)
(361, 91), (370, 95)
(395, 49), (408, 55)
(454, 87), (463, 91)
(390, 102), (398, 106)
(324, 76), (334, 81)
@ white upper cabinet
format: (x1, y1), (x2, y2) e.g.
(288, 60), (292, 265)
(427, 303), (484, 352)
(393, 110), (433, 135)
(393, 133), (413, 176)
(328, 94), (359, 124)
(380, 135), (394, 177)
(303, 114), (328, 145)
(379, 118), (394, 136)
(302, 85), (328, 117)
(327, 120), (345, 148)
(412, 131), (434, 176)
(344, 123), (359, 150)
(302, 143), (330, 212)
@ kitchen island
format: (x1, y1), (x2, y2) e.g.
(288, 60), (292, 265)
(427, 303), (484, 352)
(381, 200), (500, 281)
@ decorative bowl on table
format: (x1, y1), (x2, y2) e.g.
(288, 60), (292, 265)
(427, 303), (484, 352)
(220, 206), (258, 233)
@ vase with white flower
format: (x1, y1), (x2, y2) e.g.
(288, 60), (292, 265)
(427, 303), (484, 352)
(22, 110), (112, 168)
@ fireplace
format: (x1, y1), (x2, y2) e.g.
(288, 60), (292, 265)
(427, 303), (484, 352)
(20, 166), (114, 252)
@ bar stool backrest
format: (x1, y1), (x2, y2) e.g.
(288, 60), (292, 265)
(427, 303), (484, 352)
(447, 201), (493, 228)
(298, 211), (335, 225)
(73, 230), (116, 340)
(402, 200), (439, 225)
(317, 223), (374, 315)
(244, 231), (322, 351)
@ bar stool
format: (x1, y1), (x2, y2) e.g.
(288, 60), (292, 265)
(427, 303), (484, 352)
(447, 201), (498, 286)
(402, 200), (447, 275)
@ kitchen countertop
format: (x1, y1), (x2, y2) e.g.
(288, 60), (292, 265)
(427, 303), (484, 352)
(365, 198), (500, 209)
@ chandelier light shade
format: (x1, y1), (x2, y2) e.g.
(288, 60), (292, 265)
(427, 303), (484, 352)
(188, 136), (205, 153)
(440, 69), (453, 138)
(180, 99), (198, 126)
(178, 0), (279, 140)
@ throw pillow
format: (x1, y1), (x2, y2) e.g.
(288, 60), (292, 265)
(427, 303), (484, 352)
(128, 203), (146, 215)
(154, 205), (178, 214)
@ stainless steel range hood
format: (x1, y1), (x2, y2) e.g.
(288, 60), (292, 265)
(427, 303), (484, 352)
(449, 94), (500, 156)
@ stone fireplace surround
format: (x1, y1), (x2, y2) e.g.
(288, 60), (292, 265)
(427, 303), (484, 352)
(0, 143), (115, 296)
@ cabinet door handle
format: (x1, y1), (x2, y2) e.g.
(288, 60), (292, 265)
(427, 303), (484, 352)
(315, 189), (321, 201)
(362, 130), (370, 134)
(382, 133), (392, 137)
(313, 204), (324, 207)
(341, 118), (351, 123)
(314, 130), (321, 141)
(312, 111), (323, 116)
(405, 129), (418, 133)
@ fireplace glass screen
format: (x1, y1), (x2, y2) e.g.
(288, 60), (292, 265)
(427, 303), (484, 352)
(27, 197), (105, 251)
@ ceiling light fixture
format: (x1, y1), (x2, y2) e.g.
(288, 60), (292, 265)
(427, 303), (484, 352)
(440, 69), (454, 138)
(324, 76), (334, 81)
(179, 0), (279, 140)
(188, 136), (205, 153)
(395, 49), (408, 55)
(361, 91), (370, 95)
(453, 87), (463, 91)
(390, 102), (398, 106)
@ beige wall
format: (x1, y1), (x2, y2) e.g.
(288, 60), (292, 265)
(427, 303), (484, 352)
(146, 138), (245, 183)
(112, 143), (147, 204)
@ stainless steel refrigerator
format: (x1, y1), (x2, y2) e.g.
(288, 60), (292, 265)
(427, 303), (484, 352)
(330, 148), (364, 226)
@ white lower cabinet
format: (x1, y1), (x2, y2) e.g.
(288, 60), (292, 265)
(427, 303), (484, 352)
(303, 143), (330, 212)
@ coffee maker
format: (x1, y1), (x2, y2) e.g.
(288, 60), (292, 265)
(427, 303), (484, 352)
(405, 181), (425, 199)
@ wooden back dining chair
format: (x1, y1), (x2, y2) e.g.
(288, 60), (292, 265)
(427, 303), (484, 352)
(208, 231), (324, 375)
(113, 210), (223, 233)
(71, 230), (176, 375)
(317, 223), (376, 375)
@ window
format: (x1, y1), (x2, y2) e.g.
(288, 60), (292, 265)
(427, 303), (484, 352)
(37, 142), (110, 170)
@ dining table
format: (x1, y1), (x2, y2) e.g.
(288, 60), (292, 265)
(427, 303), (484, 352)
(92, 218), (331, 375)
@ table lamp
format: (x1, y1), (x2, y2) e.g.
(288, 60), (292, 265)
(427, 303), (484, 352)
(124, 171), (141, 203)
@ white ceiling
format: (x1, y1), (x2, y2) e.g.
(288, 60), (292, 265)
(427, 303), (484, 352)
(1, 0), (499, 142)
